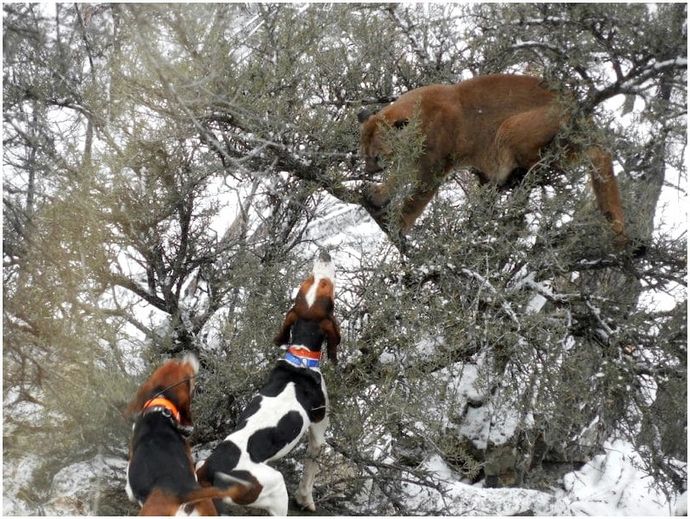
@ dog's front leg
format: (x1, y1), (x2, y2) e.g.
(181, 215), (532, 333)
(296, 418), (328, 512)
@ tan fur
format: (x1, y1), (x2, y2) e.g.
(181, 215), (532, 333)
(137, 485), (256, 516)
(359, 74), (627, 246)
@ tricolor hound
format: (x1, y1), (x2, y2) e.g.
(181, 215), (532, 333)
(196, 251), (341, 515)
(125, 354), (254, 515)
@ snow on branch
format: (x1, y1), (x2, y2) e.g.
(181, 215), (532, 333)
(460, 268), (520, 326)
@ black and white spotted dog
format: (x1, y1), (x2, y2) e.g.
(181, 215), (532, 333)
(196, 252), (340, 515)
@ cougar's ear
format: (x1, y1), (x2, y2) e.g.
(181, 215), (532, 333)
(358, 108), (376, 124)
(393, 118), (409, 129)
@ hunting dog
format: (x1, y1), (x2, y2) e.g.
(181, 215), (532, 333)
(358, 74), (628, 247)
(196, 251), (340, 515)
(125, 354), (253, 515)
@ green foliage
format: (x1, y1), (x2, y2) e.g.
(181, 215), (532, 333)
(192, 257), (305, 442)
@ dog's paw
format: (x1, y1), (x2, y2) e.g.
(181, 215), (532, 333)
(295, 492), (316, 512)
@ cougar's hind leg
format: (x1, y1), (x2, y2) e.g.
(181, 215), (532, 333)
(493, 105), (562, 186)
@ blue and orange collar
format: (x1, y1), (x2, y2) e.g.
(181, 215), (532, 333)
(282, 345), (321, 369)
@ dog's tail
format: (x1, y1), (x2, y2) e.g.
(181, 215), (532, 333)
(180, 473), (258, 506)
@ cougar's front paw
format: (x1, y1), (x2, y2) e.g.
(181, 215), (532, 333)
(363, 182), (391, 212)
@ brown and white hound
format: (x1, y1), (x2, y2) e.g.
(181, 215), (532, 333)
(196, 251), (341, 515)
(125, 354), (254, 515)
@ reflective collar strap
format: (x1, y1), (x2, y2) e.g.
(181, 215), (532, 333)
(143, 397), (181, 423)
(283, 346), (320, 369)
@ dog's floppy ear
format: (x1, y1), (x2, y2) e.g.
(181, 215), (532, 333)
(175, 355), (198, 428)
(180, 353), (199, 396)
(274, 308), (298, 346)
(320, 316), (341, 364)
(125, 375), (159, 419)
(125, 384), (148, 418)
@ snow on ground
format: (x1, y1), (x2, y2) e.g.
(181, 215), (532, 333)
(561, 439), (682, 516)
(3, 454), (42, 515)
(42, 455), (129, 516)
(398, 440), (683, 516)
(400, 453), (560, 515)
(3, 453), (129, 516)
(7, 437), (683, 516)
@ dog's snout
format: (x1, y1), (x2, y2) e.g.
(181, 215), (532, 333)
(312, 253), (335, 284)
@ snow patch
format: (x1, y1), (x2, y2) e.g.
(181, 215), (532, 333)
(3, 455), (42, 515)
(560, 439), (680, 516)
(396, 442), (682, 516)
(43, 455), (129, 516)
(399, 454), (561, 515)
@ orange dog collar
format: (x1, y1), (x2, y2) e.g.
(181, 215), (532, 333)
(143, 397), (181, 423)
